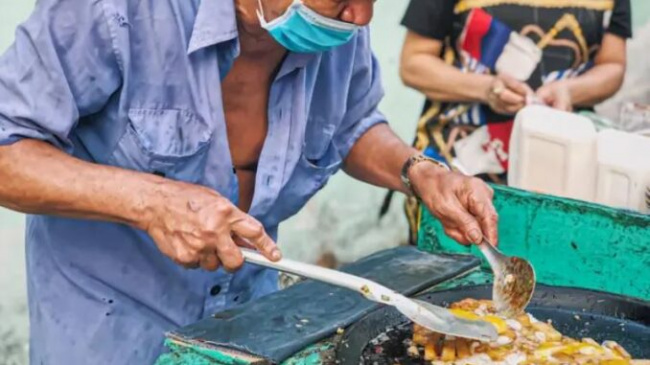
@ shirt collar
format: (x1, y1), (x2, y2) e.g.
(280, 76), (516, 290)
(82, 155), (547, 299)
(187, 0), (319, 74)
(187, 0), (239, 55)
(275, 53), (319, 79)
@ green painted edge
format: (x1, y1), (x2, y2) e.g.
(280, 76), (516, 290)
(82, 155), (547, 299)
(418, 185), (650, 300)
(155, 339), (255, 365)
(156, 339), (335, 365)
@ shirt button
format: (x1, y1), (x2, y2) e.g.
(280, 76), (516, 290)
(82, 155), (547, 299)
(209, 285), (222, 296)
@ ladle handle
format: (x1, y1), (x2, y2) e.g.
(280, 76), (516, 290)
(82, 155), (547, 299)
(449, 164), (506, 275)
(241, 248), (394, 302)
(478, 238), (505, 275)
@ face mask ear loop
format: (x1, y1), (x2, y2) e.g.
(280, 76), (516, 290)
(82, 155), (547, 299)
(258, 0), (300, 27)
(256, 0), (267, 25)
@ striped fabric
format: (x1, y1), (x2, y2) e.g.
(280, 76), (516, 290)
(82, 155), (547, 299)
(542, 61), (593, 84)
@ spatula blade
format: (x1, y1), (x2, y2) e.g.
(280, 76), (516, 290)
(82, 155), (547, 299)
(395, 297), (498, 342)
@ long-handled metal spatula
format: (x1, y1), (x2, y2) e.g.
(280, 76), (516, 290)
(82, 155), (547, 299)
(241, 249), (498, 342)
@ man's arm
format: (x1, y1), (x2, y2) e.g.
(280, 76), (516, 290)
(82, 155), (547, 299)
(0, 140), (155, 226)
(0, 140), (279, 270)
(0, 0), (278, 271)
(333, 29), (498, 246)
(341, 123), (412, 194)
(343, 123), (498, 245)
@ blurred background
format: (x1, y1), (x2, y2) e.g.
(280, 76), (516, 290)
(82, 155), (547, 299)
(1, 1), (650, 364)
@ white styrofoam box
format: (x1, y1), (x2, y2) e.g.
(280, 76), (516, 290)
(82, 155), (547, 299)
(596, 129), (650, 213)
(508, 105), (598, 201)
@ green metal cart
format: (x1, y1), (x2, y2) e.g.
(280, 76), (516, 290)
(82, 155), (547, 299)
(156, 186), (650, 365)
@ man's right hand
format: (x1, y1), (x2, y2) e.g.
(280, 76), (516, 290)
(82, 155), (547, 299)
(141, 181), (281, 272)
(484, 74), (534, 115)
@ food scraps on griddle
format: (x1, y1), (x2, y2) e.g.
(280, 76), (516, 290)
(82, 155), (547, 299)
(408, 298), (635, 364)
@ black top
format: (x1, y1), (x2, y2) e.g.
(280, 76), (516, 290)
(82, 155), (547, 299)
(400, 0), (632, 122)
(402, 0), (631, 43)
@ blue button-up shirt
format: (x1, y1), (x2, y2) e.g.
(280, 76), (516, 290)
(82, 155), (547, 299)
(0, 0), (385, 363)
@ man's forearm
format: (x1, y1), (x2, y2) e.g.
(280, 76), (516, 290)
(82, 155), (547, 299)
(343, 123), (498, 244)
(0, 139), (165, 228)
(343, 123), (417, 194)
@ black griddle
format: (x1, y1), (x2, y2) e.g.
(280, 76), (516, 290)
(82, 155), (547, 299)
(337, 285), (650, 364)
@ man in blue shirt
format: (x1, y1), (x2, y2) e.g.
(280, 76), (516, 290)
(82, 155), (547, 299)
(0, 0), (499, 363)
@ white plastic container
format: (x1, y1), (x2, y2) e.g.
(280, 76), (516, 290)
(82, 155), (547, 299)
(596, 129), (650, 213)
(508, 105), (597, 201)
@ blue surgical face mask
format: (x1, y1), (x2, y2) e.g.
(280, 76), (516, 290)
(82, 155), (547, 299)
(257, 0), (359, 53)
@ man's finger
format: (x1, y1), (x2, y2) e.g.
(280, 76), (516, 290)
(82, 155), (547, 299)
(173, 241), (202, 269)
(443, 198), (483, 244)
(199, 251), (221, 272)
(230, 210), (281, 261)
(215, 235), (245, 272)
(444, 227), (470, 245)
(468, 195), (499, 246)
(232, 235), (255, 249)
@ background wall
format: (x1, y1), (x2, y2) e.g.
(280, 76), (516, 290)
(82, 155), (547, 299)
(0, 1), (648, 364)
(633, 1), (650, 28)
(0, 2), (36, 364)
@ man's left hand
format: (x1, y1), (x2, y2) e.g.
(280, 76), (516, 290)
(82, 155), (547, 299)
(409, 162), (499, 245)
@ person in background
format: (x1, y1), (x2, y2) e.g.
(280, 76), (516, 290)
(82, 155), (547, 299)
(397, 0), (630, 243)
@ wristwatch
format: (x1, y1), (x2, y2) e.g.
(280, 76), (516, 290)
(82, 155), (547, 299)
(400, 154), (450, 198)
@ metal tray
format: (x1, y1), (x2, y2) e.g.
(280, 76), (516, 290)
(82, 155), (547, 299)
(337, 284), (650, 364)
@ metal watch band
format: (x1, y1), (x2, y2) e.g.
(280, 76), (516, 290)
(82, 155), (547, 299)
(400, 155), (450, 197)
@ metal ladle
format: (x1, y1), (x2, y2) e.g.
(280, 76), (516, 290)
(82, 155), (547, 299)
(478, 238), (536, 317)
(451, 161), (536, 317)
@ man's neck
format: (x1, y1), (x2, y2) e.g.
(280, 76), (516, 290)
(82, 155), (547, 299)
(234, 0), (287, 60)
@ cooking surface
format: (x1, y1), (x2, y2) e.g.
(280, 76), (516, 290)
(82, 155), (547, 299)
(168, 248), (481, 364)
(338, 285), (650, 364)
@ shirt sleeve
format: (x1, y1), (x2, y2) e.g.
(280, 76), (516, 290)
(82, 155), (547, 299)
(332, 27), (387, 160)
(607, 0), (632, 39)
(401, 0), (456, 40)
(0, 0), (122, 152)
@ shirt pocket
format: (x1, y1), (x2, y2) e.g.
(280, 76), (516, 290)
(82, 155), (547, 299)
(108, 108), (214, 184)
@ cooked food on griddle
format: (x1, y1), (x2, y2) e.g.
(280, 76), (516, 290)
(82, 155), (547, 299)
(409, 298), (636, 364)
